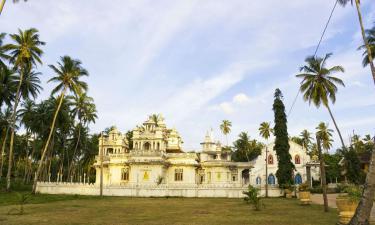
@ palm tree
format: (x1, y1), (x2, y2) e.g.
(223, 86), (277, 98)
(0, 108), (11, 180)
(338, 0), (375, 85)
(0, 0), (27, 15)
(220, 120), (232, 146)
(3, 28), (44, 191)
(0, 33), (9, 70)
(338, 2), (375, 223)
(0, 67), (17, 107)
(32, 56), (88, 194)
(359, 24), (375, 68)
(300, 130), (313, 152)
(258, 121), (273, 197)
(67, 93), (95, 177)
(316, 123), (333, 153)
(296, 53), (346, 149)
(18, 99), (35, 183)
(315, 122), (331, 213)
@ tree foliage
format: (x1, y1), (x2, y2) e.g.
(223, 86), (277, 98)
(272, 89), (294, 187)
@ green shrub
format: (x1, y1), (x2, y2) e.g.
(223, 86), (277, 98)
(342, 185), (362, 202)
(243, 185), (264, 211)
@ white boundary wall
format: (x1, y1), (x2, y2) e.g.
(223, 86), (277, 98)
(36, 182), (283, 198)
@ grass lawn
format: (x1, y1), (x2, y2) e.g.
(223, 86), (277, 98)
(0, 192), (338, 225)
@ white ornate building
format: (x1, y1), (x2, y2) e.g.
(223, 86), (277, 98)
(251, 141), (320, 195)
(94, 115), (252, 188)
(36, 115), (319, 197)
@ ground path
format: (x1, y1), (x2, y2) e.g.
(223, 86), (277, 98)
(311, 194), (375, 223)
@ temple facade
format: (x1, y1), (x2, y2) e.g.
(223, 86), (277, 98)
(94, 115), (252, 188)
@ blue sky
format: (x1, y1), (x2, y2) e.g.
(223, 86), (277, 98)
(1, 0), (375, 151)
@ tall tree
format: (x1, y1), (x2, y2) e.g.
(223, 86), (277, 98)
(272, 89), (294, 188)
(316, 122), (334, 212)
(315, 130), (329, 212)
(32, 56), (88, 194)
(3, 28), (44, 191)
(316, 123), (333, 153)
(67, 93), (96, 177)
(259, 121), (273, 197)
(220, 120), (232, 146)
(0, 67), (17, 107)
(232, 132), (262, 162)
(338, 2), (375, 221)
(296, 53), (346, 149)
(0, 33), (9, 70)
(300, 129), (313, 152)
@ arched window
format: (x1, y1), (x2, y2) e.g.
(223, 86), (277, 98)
(135, 143), (138, 149)
(268, 174), (276, 185)
(121, 168), (129, 181)
(294, 174), (302, 184)
(256, 176), (261, 185)
(157, 142), (160, 150)
(295, 155), (301, 164)
(268, 155), (274, 165)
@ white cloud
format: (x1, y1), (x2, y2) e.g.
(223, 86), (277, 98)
(233, 93), (250, 105)
(219, 102), (234, 114)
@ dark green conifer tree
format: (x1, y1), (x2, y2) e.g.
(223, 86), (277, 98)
(273, 89), (294, 187)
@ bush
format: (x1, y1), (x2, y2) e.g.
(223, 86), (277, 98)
(341, 185), (362, 202)
(243, 185), (264, 211)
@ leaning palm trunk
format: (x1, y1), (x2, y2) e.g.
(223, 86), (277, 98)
(349, 142), (375, 225)
(32, 87), (66, 194)
(317, 134), (329, 212)
(348, 1), (375, 224)
(0, 0), (6, 15)
(6, 68), (24, 191)
(326, 104), (345, 149)
(0, 127), (9, 180)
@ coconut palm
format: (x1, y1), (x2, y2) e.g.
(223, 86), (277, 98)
(0, 67), (17, 107)
(258, 121), (273, 197)
(0, 108), (11, 180)
(338, 2), (375, 223)
(316, 123), (333, 153)
(32, 55), (88, 194)
(3, 28), (44, 191)
(18, 99), (35, 183)
(300, 129), (313, 152)
(315, 122), (331, 213)
(220, 120), (232, 146)
(338, 0), (375, 85)
(296, 53), (346, 149)
(19, 66), (42, 100)
(0, 33), (9, 70)
(359, 24), (375, 68)
(0, 0), (27, 15)
(67, 93), (96, 177)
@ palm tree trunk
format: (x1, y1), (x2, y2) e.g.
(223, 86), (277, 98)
(23, 130), (29, 184)
(32, 87), (66, 194)
(0, 0), (6, 15)
(0, 127), (9, 180)
(354, 0), (375, 85)
(316, 134), (329, 212)
(349, 3), (375, 224)
(26, 133), (36, 183)
(68, 122), (81, 177)
(326, 104), (345, 149)
(349, 140), (375, 225)
(6, 67), (24, 191)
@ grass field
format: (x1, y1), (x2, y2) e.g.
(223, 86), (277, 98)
(0, 191), (338, 225)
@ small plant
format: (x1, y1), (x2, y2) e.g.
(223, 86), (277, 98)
(243, 185), (264, 211)
(298, 182), (310, 192)
(8, 192), (30, 215)
(342, 185), (362, 203)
